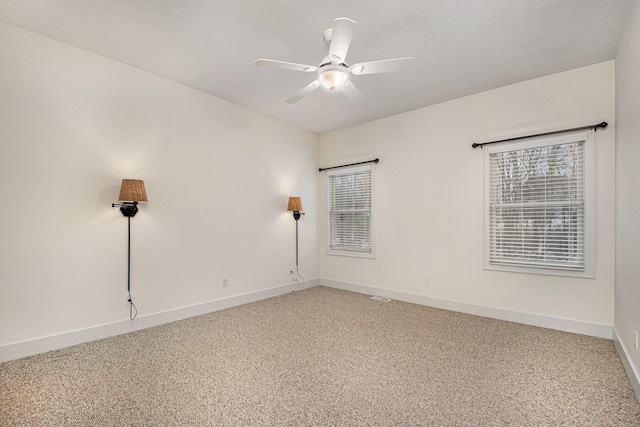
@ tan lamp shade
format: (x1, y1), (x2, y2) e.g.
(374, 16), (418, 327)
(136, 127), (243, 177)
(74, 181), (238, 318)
(118, 179), (148, 203)
(287, 197), (303, 212)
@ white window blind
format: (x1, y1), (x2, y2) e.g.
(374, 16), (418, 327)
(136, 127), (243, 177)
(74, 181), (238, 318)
(485, 131), (594, 276)
(327, 165), (373, 256)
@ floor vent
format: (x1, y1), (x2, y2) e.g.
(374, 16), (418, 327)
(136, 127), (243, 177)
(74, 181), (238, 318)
(371, 296), (392, 302)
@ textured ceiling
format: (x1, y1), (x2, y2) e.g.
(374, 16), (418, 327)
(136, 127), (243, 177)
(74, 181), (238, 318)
(0, 0), (634, 134)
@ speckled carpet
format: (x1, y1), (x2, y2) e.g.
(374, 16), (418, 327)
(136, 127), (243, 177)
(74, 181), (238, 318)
(1, 286), (639, 426)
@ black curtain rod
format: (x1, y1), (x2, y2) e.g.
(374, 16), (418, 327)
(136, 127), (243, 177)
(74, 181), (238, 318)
(471, 121), (608, 149)
(318, 158), (379, 172)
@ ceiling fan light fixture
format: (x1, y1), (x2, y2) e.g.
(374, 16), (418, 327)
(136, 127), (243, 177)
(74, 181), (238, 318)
(318, 65), (349, 91)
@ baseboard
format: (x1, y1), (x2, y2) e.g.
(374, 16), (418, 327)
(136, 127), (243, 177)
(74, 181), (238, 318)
(0, 277), (613, 363)
(0, 279), (319, 363)
(320, 279), (613, 339)
(613, 328), (640, 402)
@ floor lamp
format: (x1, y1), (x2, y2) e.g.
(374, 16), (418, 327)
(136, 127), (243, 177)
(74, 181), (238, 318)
(287, 197), (305, 283)
(112, 179), (148, 320)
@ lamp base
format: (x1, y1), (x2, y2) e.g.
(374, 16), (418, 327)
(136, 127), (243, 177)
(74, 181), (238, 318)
(118, 202), (139, 217)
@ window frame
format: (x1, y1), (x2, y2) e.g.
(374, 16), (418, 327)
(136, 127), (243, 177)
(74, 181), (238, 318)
(483, 130), (595, 278)
(325, 164), (375, 258)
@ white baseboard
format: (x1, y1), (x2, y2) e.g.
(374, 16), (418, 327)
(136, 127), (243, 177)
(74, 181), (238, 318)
(613, 328), (640, 402)
(320, 279), (613, 339)
(0, 279), (318, 363)
(0, 277), (614, 364)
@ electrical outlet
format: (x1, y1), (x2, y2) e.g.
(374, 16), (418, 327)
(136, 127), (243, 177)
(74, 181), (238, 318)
(424, 277), (431, 286)
(635, 331), (638, 351)
(222, 278), (228, 287)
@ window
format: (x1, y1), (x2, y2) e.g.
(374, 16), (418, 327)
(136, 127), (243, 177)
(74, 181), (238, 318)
(326, 164), (374, 257)
(484, 131), (594, 277)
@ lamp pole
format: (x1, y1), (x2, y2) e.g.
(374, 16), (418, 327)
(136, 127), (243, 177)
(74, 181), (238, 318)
(294, 211), (300, 270)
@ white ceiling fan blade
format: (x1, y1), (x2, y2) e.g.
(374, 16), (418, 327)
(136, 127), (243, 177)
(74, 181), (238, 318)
(286, 80), (322, 104)
(350, 57), (415, 75)
(341, 81), (367, 107)
(254, 59), (317, 72)
(328, 18), (356, 63)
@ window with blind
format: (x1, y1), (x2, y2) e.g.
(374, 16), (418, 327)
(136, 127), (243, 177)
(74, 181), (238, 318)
(326, 164), (374, 257)
(484, 131), (594, 277)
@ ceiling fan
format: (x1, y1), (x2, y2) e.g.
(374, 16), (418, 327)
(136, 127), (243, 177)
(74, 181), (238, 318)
(254, 18), (415, 105)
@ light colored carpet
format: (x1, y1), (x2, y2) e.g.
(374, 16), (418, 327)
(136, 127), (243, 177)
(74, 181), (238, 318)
(1, 285), (639, 426)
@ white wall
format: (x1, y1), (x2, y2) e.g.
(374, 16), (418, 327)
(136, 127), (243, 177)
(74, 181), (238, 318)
(320, 61), (616, 329)
(0, 22), (320, 350)
(615, 0), (640, 390)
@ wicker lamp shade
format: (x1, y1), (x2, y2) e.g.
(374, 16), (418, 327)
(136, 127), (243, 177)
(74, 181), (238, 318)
(287, 197), (303, 212)
(118, 179), (148, 203)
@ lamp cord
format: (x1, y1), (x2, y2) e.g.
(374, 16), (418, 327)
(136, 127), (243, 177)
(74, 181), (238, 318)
(127, 216), (137, 320)
(291, 266), (305, 284)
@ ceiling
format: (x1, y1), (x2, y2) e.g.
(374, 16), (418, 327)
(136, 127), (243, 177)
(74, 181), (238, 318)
(0, 0), (634, 134)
